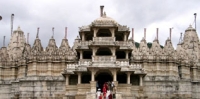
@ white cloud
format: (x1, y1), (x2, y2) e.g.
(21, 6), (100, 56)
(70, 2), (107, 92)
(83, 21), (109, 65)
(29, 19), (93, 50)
(0, 0), (200, 49)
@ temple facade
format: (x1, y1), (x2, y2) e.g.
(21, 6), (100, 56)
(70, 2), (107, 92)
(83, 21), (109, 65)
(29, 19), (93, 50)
(0, 6), (200, 99)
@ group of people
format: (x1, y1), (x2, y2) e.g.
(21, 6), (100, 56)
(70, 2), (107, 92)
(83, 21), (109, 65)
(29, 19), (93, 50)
(96, 81), (116, 99)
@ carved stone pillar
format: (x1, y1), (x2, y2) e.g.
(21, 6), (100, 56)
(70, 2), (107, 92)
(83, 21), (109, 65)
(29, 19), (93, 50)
(65, 75), (70, 85)
(109, 28), (115, 37)
(82, 32), (85, 41)
(93, 28), (99, 37)
(80, 51), (83, 59)
(77, 72), (82, 84)
(126, 51), (129, 59)
(139, 75), (143, 86)
(110, 47), (116, 56)
(91, 70), (97, 81)
(92, 47), (98, 56)
(110, 69), (117, 81)
(126, 72), (131, 84)
(124, 32), (127, 41)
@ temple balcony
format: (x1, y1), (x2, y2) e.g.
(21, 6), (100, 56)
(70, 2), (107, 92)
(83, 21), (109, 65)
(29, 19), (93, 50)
(115, 41), (133, 49)
(78, 59), (92, 66)
(91, 37), (115, 46)
(76, 41), (92, 49)
(92, 56), (116, 62)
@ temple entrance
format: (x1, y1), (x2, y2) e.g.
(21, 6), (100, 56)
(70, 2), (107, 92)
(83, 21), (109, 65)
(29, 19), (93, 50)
(95, 71), (113, 92)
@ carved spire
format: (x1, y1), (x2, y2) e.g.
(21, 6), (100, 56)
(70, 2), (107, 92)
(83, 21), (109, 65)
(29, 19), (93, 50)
(36, 27), (39, 38)
(144, 28), (146, 40)
(100, 5), (104, 17)
(169, 28), (173, 40)
(32, 27), (43, 53)
(179, 32), (183, 44)
(132, 28), (134, 41)
(27, 33), (29, 44)
(3, 36), (5, 47)
(65, 27), (67, 39)
(52, 27), (54, 39)
(156, 28), (158, 40)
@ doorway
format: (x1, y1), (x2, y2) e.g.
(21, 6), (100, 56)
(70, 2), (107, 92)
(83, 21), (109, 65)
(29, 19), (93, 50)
(95, 72), (113, 91)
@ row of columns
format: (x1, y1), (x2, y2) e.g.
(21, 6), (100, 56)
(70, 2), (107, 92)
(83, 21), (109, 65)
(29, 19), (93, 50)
(79, 48), (130, 59)
(80, 28), (128, 41)
(65, 71), (143, 86)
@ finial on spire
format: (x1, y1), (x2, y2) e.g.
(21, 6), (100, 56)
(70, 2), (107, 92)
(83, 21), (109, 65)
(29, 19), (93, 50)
(179, 32), (183, 44)
(144, 28), (146, 40)
(11, 14), (14, 35)
(169, 27), (173, 40)
(3, 36), (5, 47)
(194, 13), (197, 30)
(156, 28), (159, 40)
(27, 33), (29, 44)
(132, 28), (134, 41)
(36, 27), (39, 38)
(52, 27), (54, 38)
(100, 5), (104, 17)
(65, 27), (67, 39)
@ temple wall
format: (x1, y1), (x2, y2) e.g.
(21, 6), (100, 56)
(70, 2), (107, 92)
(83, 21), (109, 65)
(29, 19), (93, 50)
(18, 78), (65, 98)
(192, 82), (200, 99)
(0, 84), (11, 99)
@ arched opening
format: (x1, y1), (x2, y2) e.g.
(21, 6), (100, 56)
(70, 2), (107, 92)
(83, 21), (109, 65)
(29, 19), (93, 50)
(95, 71), (113, 91)
(96, 47), (112, 56)
(85, 32), (93, 41)
(83, 50), (92, 59)
(117, 72), (127, 84)
(77, 52), (80, 60)
(130, 74), (139, 85)
(116, 51), (126, 59)
(81, 72), (91, 83)
(97, 29), (112, 37)
(115, 32), (124, 41)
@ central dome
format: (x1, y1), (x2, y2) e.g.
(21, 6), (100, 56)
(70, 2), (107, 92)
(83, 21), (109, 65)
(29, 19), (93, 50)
(92, 12), (118, 26)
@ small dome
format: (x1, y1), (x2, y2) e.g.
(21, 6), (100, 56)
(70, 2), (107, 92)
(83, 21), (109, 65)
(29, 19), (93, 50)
(92, 12), (118, 25)
(185, 25), (196, 32)
(14, 26), (23, 32)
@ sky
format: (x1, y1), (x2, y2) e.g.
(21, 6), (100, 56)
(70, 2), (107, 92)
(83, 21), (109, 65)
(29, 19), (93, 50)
(0, 0), (200, 49)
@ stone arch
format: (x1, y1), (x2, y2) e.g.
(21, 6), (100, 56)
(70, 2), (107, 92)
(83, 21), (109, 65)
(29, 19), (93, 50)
(95, 70), (113, 90)
(97, 29), (112, 37)
(96, 47), (112, 55)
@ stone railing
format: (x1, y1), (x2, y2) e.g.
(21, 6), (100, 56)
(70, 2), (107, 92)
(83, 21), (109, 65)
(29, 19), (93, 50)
(79, 41), (92, 46)
(78, 59), (92, 66)
(129, 64), (142, 69)
(115, 41), (133, 47)
(116, 61), (129, 66)
(66, 64), (78, 69)
(93, 37), (115, 42)
(92, 56), (116, 62)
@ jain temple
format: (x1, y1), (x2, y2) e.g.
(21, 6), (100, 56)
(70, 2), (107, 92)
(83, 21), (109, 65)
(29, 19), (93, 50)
(0, 6), (200, 99)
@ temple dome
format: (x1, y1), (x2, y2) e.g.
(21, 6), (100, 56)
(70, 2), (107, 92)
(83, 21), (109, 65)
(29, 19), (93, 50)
(185, 25), (196, 32)
(14, 26), (23, 32)
(92, 12), (118, 25)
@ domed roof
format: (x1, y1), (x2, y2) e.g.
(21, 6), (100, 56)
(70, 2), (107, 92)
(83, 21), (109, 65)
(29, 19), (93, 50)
(92, 12), (118, 26)
(185, 25), (196, 32)
(14, 26), (23, 32)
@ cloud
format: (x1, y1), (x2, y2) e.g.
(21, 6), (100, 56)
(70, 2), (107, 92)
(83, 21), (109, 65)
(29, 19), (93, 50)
(0, 0), (200, 49)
